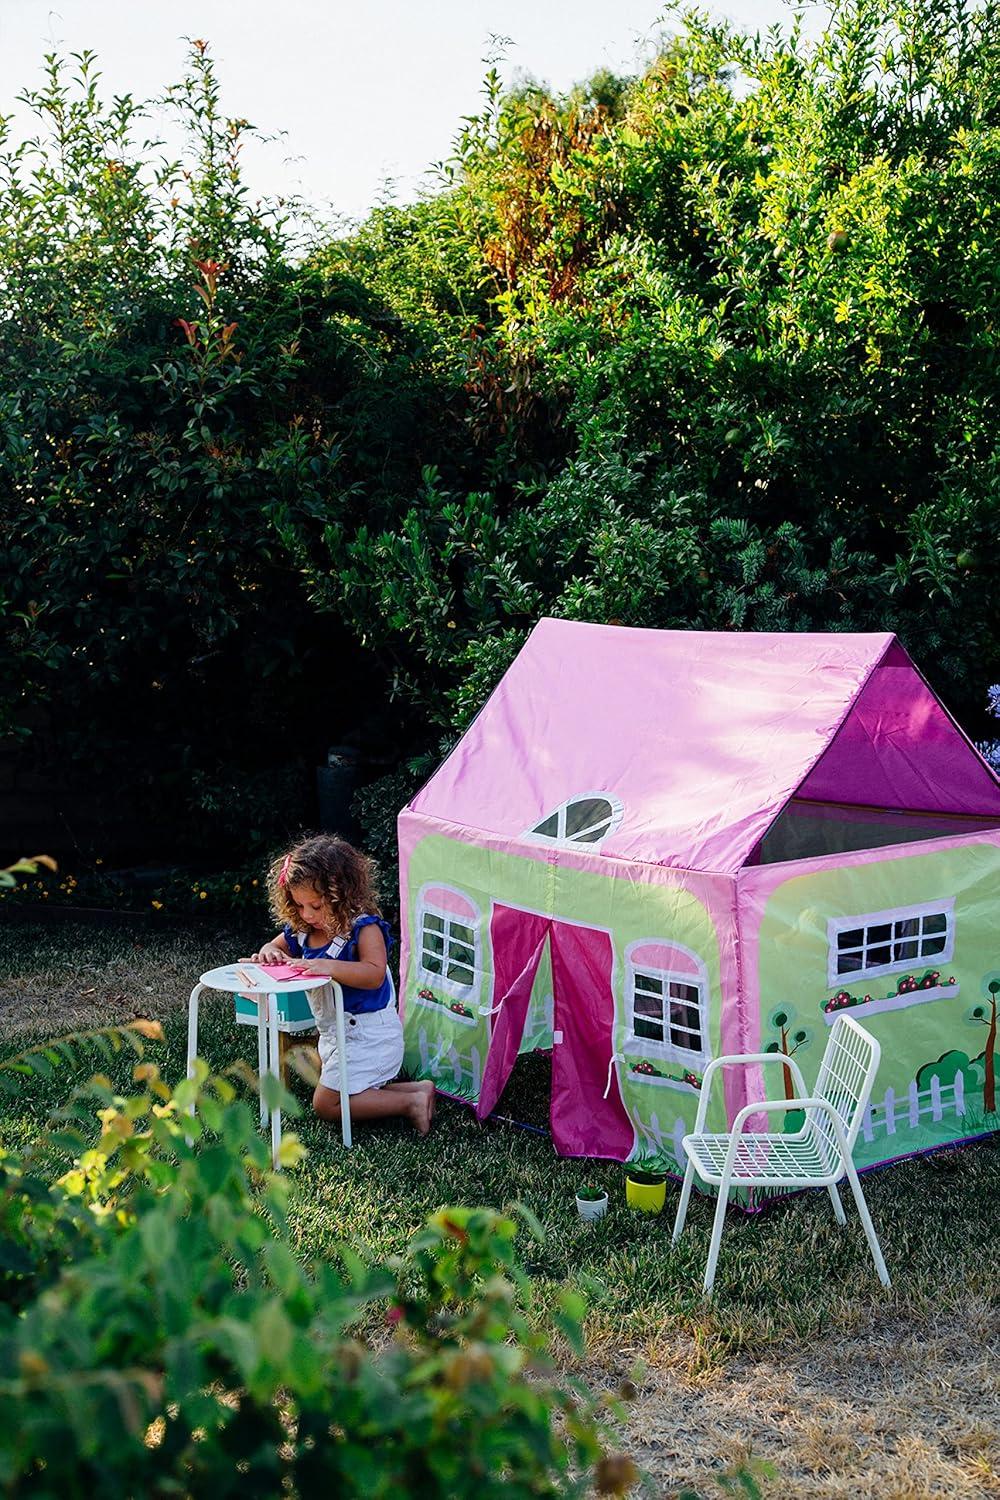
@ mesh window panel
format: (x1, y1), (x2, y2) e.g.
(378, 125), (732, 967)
(564, 797), (613, 836)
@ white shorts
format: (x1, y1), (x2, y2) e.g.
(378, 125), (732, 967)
(317, 1005), (404, 1095)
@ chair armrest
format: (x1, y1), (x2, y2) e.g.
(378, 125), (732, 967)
(728, 1095), (851, 1157)
(694, 1052), (808, 1133)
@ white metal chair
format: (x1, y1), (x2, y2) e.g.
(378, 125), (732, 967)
(671, 1014), (890, 1295)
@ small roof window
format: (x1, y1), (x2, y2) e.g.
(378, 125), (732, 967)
(527, 794), (622, 847)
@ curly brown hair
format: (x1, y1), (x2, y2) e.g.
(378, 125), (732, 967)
(267, 834), (381, 939)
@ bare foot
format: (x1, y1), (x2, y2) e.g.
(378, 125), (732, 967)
(409, 1089), (433, 1136)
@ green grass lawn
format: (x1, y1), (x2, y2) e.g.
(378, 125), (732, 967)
(4, 918), (1000, 1367)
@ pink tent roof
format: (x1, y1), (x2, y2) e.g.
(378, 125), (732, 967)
(408, 620), (1000, 875)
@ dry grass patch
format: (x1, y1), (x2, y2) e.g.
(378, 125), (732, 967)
(606, 1302), (1000, 1497)
(0, 919), (254, 1038)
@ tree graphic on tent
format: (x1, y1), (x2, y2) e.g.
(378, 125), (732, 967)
(967, 977), (1000, 1114)
(765, 1005), (811, 1099)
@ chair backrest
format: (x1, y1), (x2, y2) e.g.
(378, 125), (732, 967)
(808, 1015), (881, 1163)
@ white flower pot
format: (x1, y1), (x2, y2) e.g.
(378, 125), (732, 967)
(575, 1192), (609, 1222)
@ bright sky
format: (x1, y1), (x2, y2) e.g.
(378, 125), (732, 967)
(0, 0), (819, 226)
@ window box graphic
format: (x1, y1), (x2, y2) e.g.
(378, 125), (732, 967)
(413, 986), (479, 1027)
(822, 972), (960, 1026)
(626, 1058), (702, 1092)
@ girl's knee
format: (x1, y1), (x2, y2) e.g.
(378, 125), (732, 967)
(312, 1086), (342, 1121)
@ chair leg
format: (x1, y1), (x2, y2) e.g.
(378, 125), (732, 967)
(828, 1183), (846, 1224)
(703, 1178), (730, 1295)
(672, 1159), (697, 1244)
(843, 1159), (891, 1287)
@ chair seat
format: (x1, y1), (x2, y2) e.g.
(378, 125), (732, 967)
(682, 1128), (837, 1185)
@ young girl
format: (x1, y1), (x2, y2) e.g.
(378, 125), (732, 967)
(249, 834), (434, 1135)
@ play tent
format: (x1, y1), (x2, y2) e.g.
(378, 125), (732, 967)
(398, 621), (1000, 1177)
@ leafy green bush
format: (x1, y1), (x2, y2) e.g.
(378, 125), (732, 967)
(0, 46), (437, 855)
(0, 1032), (636, 1497)
(286, 0), (1000, 743)
(5, 2), (999, 862)
(0, 857), (269, 919)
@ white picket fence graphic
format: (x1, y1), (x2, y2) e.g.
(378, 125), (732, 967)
(630, 1075), (968, 1169)
(417, 1026), (482, 1097)
(633, 1110), (688, 1169)
(860, 1073), (965, 1142)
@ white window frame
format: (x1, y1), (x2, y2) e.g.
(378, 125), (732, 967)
(826, 898), (955, 987)
(624, 945), (710, 1069)
(523, 791), (624, 849)
(416, 891), (481, 1000)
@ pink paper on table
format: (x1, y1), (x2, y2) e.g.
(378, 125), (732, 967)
(253, 963), (312, 982)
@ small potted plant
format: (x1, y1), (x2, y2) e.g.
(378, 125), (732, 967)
(575, 1183), (609, 1222)
(625, 1167), (667, 1214)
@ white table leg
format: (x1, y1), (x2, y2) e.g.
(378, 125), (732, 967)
(185, 984), (205, 1140)
(256, 1000), (269, 1128)
(266, 991), (282, 1170)
(332, 982), (352, 1149)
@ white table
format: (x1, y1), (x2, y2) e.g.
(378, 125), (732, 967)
(186, 963), (353, 1166)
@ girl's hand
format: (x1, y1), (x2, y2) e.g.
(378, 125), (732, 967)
(251, 942), (287, 963)
(289, 957), (326, 973)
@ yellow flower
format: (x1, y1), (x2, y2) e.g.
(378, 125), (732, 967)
(252, 878), (258, 886)
(199, 891), (207, 900)
(151, 900), (163, 910)
(233, 883), (241, 892)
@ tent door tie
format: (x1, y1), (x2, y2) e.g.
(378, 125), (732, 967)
(479, 997), (505, 1017)
(602, 1052), (623, 1100)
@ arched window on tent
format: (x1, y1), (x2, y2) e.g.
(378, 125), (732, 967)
(623, 940), (711, 1084)
(525, 794), (623, 848)
(415, 886), (481, 1010)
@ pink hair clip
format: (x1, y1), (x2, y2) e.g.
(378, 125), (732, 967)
(278, 853), (292, 887)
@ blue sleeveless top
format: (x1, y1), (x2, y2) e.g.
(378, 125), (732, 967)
(282, 914), (394, 1015)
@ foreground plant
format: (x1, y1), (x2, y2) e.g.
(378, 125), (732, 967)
(0, 1032), (635, 1497)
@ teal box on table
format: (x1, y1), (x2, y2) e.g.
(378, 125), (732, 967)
(233, 989), (317, 1032)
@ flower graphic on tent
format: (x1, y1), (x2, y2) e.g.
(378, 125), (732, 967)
(628, 1059), (702, 1089)
(417, 985), (475, 1019)
(822, 970), (955, 1017)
